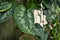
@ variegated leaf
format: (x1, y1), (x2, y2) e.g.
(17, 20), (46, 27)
(0, 2), (12, 12)
(14, 5), (35, 35)
(0, 7), (13, 23)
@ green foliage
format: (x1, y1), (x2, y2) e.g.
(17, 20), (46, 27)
(0, 2), (13, 23)
(14, 5), (35, 35)
(42, 0), (60, 40)
(44, 10), (56, 24)
(0, 0), (60, 40)
(14, 5), (49, 40)
(34, 23), (48, 40)
(0, 2), (12, 12)
(25, 0), (41, 10)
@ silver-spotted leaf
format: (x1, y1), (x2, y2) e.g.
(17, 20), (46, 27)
(0, 7), (13, 23)
(14, 5), (35, 35)
(44, 10), (56, 24)
(0, 2), (12, 12)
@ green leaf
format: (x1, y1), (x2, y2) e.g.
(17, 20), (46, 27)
(34, 23), (48, 40)
(0, 2), (12, 12)
(26, 0), (39, 9)
(44, 10), (56, 24)
(57, 0), (60, 7)
(0, 7), (13, 23)
(29, 3), (39, 9)
(42, 1), (51, 9)
(0, 2), (14, 23)
(14, 5), (35, 35)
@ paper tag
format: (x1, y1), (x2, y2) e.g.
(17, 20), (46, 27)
(33, 10), (47, 27)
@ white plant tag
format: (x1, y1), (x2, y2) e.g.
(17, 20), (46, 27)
(33, 10), (47, 27)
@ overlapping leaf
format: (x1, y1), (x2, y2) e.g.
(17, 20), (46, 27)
(0, 2), (13, 23)
(0, 7), (13, 23)
(14, 5), (35, 35)
(14, 4), (49, 40)
(0, 2), (12, 12)
(34, 23), (48, 40)
(43, 0), (59, 24)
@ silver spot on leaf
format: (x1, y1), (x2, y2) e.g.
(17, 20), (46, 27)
(26, 26), (28, 29)
(20, 19), (25, 24)
(28, 12), (32, 18)
(19, 12), (24, 17)
(17, 14), (20, 16)
(28, 29), (30, 33)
